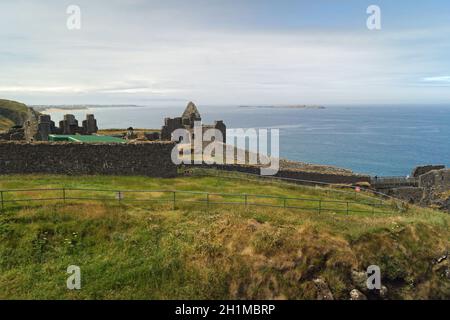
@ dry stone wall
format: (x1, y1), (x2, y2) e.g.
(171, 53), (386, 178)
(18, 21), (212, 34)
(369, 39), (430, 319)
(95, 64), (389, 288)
(0, 141), (177, 177)
(188, 163), (371, 185)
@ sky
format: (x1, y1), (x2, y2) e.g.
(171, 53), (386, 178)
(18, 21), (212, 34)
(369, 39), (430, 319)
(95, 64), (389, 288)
(1, 0), (450, 106)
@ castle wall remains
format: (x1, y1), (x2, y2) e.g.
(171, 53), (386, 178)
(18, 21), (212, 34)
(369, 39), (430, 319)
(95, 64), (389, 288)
(0, 141), (177, 177)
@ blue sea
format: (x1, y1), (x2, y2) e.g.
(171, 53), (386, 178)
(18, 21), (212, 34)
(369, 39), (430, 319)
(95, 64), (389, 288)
(44, 105), (450, 176)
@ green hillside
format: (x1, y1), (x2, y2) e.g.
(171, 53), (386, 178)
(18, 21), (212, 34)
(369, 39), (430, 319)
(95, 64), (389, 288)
(0, 173), (448, 299)
(0, 99), (30, 130)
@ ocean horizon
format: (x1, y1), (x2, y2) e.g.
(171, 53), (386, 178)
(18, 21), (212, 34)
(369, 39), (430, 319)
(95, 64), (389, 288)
(43, 104), (450, 177)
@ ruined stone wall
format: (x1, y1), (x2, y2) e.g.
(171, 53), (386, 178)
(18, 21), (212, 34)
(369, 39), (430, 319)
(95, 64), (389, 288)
(419, 169), (450, 211)
(0, 141), (177, 177)
(387, 187), (424, 204)
(188, 163), (371, 185)
(419, 169), (450, 191)
(412, 165), (446, 178)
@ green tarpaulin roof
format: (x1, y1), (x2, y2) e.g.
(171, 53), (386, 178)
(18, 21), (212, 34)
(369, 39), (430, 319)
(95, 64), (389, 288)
(48, 135), (125, 143)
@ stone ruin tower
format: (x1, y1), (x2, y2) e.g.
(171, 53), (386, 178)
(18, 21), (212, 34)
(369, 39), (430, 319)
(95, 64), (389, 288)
(161, 102), (226, 143)
(24, 113), (98, 141)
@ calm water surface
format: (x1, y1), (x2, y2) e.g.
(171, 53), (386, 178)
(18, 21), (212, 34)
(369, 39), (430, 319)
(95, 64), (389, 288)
(45, 105), (450, 176)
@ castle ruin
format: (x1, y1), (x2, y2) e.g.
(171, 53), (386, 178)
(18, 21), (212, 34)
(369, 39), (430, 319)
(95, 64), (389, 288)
(161, 102), (226, 143)
(25, 113), (98, 141)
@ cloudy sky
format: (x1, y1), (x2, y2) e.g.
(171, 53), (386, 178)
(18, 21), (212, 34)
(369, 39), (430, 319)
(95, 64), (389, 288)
(1, 0), (450, 105)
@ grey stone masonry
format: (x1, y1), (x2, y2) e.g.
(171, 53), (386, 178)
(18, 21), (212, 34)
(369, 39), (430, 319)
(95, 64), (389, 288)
(161, 102), (226, 143)
(24, 113), (99, 141)
(0, 141), (177, 177)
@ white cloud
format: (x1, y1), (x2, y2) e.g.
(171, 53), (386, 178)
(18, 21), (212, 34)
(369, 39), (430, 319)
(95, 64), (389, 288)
(422, 76), (450, 83)
(1, 1), (450, 105)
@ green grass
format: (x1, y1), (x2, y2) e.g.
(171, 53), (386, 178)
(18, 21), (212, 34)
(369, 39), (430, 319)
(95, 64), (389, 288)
(0, 99), (30, 130)
(0, 174), (449, 299)
(0, 115), (15, 129)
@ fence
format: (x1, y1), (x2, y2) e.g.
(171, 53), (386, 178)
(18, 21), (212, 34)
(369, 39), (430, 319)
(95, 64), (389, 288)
(182, 167), (391, 202)
(0, 187), (396, 215)
(370, 176), (418, 189)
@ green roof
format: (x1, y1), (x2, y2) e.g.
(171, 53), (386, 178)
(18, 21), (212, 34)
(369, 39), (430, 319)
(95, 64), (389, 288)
(48, 135), (125, 143)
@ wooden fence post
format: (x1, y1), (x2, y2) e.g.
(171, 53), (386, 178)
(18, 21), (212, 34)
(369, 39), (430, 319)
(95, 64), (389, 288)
(346, 202), (349, 215)
(0, 191), (4, 212)
(63, 188), (66, 204)
(206, 193), (209, 209)
(318, 200), (322, 214)
(173, 191), (176, 210)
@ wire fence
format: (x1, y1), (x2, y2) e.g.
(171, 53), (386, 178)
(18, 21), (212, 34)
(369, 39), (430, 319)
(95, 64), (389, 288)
(182, 166), (392, 202)
(370, 176), (418, 188)
(0, 187), (397, 215)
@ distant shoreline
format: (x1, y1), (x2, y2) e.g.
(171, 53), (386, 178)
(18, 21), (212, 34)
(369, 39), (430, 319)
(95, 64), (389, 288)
(32, 105), (144, 112)
(239, 105), (325, 109)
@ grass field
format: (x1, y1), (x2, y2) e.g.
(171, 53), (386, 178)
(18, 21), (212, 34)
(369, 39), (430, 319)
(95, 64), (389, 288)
(0, 174), (449, 299)
(0, 99), (30, 130)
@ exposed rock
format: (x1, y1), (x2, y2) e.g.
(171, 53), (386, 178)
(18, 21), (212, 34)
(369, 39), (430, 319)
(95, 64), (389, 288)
(246, 219), (262, 232)
(0, 125), (25, 141)
(350, 289), (367, 300)
(432, 251), (450, 279)
(412, 165), (445, 178)
(313, 278), (334, 300)
(388, 187), (424, 204)
(419, 169), (450, 211)
(351, 270), (367, 293)
(126, 127), (137, 140)
(435, 253), (448, 264)
(379, 285), (388, 299)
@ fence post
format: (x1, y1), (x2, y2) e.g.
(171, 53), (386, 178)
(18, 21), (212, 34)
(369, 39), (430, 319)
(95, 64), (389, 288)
(318, 200), (322, 214)
(244, 194), (248, 207)
(0, 191), (4, 212)
(346, 202), (349, 215)
(206, 193), (209, 209)
(62, 188), (66, 204)
(173, 191), (176, 210)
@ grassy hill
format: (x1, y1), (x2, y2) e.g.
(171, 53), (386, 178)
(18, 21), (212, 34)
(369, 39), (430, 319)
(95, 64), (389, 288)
(0, 173), (448, 299)
(0, 99), (30, 130)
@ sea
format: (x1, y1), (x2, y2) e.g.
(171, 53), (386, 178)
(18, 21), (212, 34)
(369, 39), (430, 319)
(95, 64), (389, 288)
(43, 104), (450, 177)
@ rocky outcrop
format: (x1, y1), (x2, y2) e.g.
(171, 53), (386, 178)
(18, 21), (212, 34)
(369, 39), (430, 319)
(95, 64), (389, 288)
(381, 168), (449, 212)
(0, 99), (30, 128)
(350, 289), (367, 300)
(387, 187), (424, 204)
(313, 278), (334, 300)
(412, 165), (446, 178)
(0, 126), (25, 141)
(350, 270), (388, 300)
(419, 169), (450, 212)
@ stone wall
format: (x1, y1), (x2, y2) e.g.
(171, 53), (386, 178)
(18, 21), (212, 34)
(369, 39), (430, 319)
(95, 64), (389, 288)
(419, 169), (450, 211)
(189, 163), (371, 185)
(0, 141), (177, 177)
(412, 165), (445, 178)
(419, 169), (450, 191)
(387, 187), (424, 204)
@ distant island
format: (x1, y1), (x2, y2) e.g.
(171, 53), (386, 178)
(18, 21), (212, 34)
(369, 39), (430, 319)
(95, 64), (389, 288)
(31, 104), (144, 112)
(239, 105), (325, 109)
